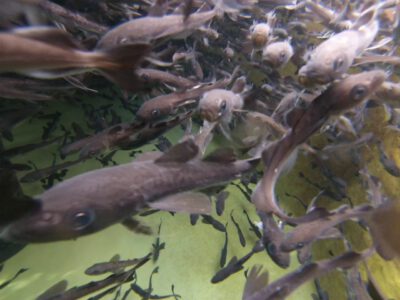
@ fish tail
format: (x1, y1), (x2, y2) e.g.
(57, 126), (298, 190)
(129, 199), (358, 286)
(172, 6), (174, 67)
(92, 43), (151, 91)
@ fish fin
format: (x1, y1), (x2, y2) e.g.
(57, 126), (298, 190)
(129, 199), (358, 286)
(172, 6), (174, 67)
(97, 43), (151, 92)
(109, 254), (120, 263)
(36, 280), (68, 300)
(12, 27), (81, 49)
(203, 147), (237, 163)
(155, 139), (199, 164)
(242, 265), (269, 300)
(350, 7), (376, 30)
(149, 192), (211, 214)
(121, 218), (152, 235)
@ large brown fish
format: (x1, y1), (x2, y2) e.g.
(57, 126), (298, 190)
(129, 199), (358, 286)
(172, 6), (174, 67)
(252, 70), (386, 218)
(1, 139), (259, 243)
(0, 27), (150, 91)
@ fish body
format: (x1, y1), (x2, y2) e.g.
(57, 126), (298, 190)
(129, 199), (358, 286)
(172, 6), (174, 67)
(250, 23), (271, 50)
(298, 14), (378, 84)
(0, 27), (150, 91)
(252, 71), (386, 216)
(97, 9), (218, 48)
(2, 140), (258, 243)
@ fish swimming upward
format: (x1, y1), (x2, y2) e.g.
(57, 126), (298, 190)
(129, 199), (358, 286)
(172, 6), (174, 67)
(0, 27), (150, 91)
(1, 139), (259, 243)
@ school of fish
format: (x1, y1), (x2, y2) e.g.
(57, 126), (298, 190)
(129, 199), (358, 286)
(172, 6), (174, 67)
(1, 0), (400, 299)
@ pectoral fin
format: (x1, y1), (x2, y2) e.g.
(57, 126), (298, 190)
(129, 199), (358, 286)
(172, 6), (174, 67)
(149, 192), (211, 214)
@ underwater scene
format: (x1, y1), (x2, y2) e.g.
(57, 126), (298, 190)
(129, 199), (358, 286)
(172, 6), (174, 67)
(1, 0), (400, 299)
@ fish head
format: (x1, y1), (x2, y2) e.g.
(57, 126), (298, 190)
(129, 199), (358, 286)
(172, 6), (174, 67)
(1, 192), (132, 243)
(250, 24), (270, 49)
(198, 89), (235, 122)
(136, 101), (171, 122)
(262, 42), (293, 68)
(328, 70), (387, 113)
(298, 52), (350, 85)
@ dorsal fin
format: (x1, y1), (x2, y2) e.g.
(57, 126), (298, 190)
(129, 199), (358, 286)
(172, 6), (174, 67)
(11, 27), (82, 49)
(155, 139), (199, 163)
(204, 147), (236, 163)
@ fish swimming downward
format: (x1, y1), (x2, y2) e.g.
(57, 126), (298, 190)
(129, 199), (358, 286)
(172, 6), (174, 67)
(0, 139), (259, 243)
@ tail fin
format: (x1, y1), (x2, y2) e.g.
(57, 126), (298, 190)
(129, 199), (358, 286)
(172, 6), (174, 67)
(96, 43), (151, 92)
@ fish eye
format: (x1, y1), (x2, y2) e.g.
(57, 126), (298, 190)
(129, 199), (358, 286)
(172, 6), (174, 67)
(219, 100), (227, 112)
(267, 243), (276, 255)
(350, 84), (368, 101)
(151, 109), (160, 118)
(333, 57), (344, 71)
(72, 210), (95, 231)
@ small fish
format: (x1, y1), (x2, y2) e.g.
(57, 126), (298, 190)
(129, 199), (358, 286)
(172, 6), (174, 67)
(0, 27), (150, 91)
(0, 106), (39, 141)
(85, 253), (151, 276)
(230, 211), (246, 247)
(136, 75), (235, 122)
(202, 215), (226, 233)
(220, 224), (229, 267)
(136, 68), (196, 89)
(0, 135), (62, 158)
(20, 157), (85, 183)
(2, 139), (258, 242)
(212, 241), (264, 284)
(250, 23), (272, 51)
(243, 209), (262, 239)
(41, 267), (136, 300)
(243, 249), (373, 300)
(377, 142), (400, 177)
(152, 223), (166, 263)
(262, 40), (294, 68)
(41, 111), (61, 140)
(216, 191), (229, 216)
(0, 268), (29, 290)
(298, 9), (379, 84)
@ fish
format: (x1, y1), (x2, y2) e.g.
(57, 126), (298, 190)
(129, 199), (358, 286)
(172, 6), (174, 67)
(211, 241), (264, 284)
(1, 139), (259, 243)
(280, 205), (373, 253)
(298, 9), (379, 84)
(152, 223), (166, 263)
(243, 209), (262, 239)
(252, 71), (386, 218)
(230, 211), (246, 247)
(202, 215), (226, 233)
(0, 106), (39, 141)
(0, 268), (29, 290)
(0, 240), (26, 264)
(377, 142), (400, 177)
(243, 249), (373, 300)
(220, 224), (229, 267)
(198, 88), (243, 123)
(85, 253), (151, 276)
(96, 3), (225, 48)
(41, 267), (136, 300)
(259, 212), (290, 268)
(216, 191), (229, 216)
(136, 73), (237, 122)
(20, 157), (85, 183)
(262, 40), (294, 68)
(250, 23), (272, 51)
(136, 68), (196, 89)
(0, 135), (63, 158)
(0, 27), (150, 91)
(62, 113), (190, 158)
